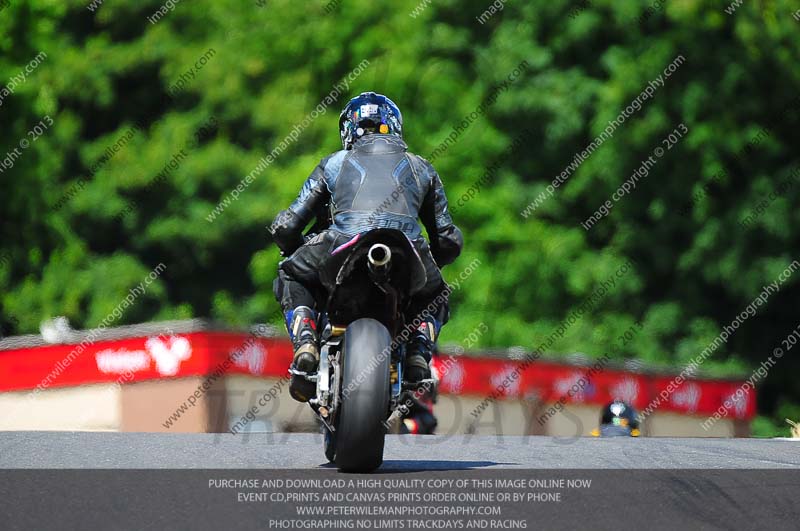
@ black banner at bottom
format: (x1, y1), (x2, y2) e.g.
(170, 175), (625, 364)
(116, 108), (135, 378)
(0, 469), (797, 530)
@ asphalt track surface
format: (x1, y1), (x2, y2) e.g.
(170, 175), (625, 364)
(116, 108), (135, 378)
(1, 432), (799, 469)
(1, 433), (799, 530)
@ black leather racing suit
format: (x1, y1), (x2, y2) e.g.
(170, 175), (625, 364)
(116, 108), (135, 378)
(271, 134), (463, 333)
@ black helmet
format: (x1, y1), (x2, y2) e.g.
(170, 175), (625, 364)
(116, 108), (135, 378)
(593, 400), (641, 437)
(338, 92), (403, 150)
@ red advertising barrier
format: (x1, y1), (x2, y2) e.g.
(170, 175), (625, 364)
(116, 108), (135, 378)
(0, 332), (755, 419)
(0, 332), (293, 393)
(431, 355), (756, 420)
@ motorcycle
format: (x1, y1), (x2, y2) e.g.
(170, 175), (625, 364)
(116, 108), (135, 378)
(288, 228), (436, 472)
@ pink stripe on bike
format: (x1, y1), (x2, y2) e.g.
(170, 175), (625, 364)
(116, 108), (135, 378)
(331, 234), (361, 255)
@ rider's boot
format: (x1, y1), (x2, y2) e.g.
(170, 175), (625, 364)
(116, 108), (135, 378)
(287, 306), (319, 402)
(405, 319), (435, 383)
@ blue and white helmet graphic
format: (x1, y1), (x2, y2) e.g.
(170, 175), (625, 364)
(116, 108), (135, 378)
(338, 91), (403, 150)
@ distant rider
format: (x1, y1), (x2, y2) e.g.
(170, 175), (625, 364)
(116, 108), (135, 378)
(591, 400), (641, 437)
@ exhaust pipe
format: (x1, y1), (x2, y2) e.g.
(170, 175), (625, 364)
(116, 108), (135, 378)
(367, 243), (392, 278)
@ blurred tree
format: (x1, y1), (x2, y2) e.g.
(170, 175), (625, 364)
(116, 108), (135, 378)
(0, 0), (798, 433)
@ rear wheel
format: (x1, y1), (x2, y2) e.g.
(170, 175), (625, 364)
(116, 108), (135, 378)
(335, 318), (391, 472)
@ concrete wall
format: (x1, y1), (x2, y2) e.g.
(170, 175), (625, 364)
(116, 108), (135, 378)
(220, 379), (741, 438)
(224, 375), (317, 433)
(645, 411), (739, 438)
(0, 384), (121, 431)
(120, 377), (227, 432)
(419, 396), (741, 438)
(0, 377), (741, 437)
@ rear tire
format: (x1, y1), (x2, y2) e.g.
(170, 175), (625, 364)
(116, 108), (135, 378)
(335, 318), (391, 472)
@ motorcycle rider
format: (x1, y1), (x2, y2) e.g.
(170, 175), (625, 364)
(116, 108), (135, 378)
(270, 92), (463, 402)
(591, 400), (642, 437)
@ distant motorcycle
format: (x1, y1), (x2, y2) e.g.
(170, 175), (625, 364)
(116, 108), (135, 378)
(289, 228), (435, 472)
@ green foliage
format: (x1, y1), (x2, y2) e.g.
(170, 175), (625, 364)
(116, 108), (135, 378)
(751, 416), (792, 439)
(1, 0), (799, 421)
